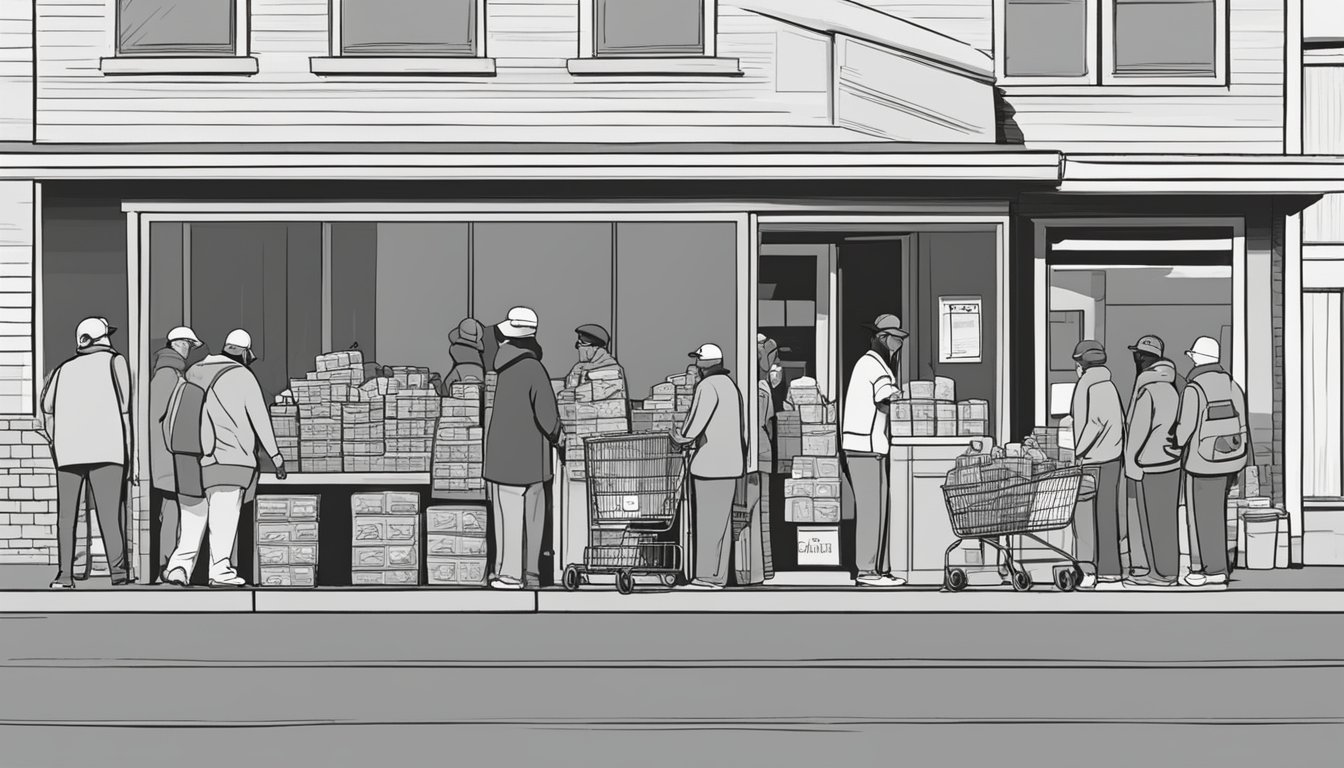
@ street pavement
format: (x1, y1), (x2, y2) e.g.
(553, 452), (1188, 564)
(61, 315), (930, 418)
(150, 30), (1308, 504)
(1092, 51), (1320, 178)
(0, 612), (1341, 767)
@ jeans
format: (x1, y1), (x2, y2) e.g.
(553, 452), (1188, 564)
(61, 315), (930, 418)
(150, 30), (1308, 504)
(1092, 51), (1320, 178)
(1186, 473), (1235, 576)
(491, 482), (546, 586)
(166, 486), (244, 582)
(847, 452), (890, 577)
(1083, 460), (1123, 579)
(693, 478), (736, 587)
(151, 488), (181, 576)
(56, 463), (128, 583)
(1135, 469), (1182, 581)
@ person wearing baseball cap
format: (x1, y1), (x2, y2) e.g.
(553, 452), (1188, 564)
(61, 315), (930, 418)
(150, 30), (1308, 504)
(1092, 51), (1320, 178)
(1172, 335), (1250, 588)
(566, 323), (628, 400)
(842, 314), (908, 588)
(674, 342), (746, 589)
(40, 317), (133, 589)
(1069, 339), (1125, 589)
(1123, 334), (1184, 587)
(484, 307), (564, 590)
(162, 328), (285, 588)
(148, 326), (204, 582)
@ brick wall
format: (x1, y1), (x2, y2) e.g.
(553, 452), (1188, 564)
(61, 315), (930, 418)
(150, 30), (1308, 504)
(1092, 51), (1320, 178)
(0, 418), (58, 564)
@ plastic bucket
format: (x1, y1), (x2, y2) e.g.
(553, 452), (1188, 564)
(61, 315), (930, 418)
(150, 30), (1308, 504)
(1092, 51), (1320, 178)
(1243, 511), (1282, 570)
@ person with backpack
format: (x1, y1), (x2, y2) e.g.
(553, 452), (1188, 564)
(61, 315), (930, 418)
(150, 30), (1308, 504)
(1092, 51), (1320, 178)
(39, 317), (132, 589)
(148, 326), (203, 583)
(161, 329), (286, 587)
(1171, 336), (1249, 588)
(1122, 335), (1183, 587)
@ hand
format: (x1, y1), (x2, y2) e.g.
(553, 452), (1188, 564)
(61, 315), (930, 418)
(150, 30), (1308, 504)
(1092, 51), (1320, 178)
(274, 456), (288, 480)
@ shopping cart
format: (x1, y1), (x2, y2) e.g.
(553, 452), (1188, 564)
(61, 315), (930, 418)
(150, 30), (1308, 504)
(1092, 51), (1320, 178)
(562, 432), (689, 595)
(940, 466), (1086, 592)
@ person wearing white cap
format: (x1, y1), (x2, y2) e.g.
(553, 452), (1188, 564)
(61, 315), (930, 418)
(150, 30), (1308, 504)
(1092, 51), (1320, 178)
(1171, 336), (1250, 588)
(483, 307), (565, 590)
(149, 326), (203, 581)
(672, 343), (746, 589)
(39, 317), (133, 588)
(162, 328), (286, 588)
(841, 314), (909, 588)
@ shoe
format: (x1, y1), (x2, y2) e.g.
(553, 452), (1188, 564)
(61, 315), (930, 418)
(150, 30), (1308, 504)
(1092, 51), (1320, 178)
(208, 575), (246, 588)
(686, 580), (725, 590)
(877, 574), (908, 587)
(1124, 575), (1178, 588)
(1204, 573), (1228, 586)
(110, 574), (131, 586)
(1184, 572), (1209, 587)
(856, 573), (885, 587)
(1078, 574), (1098, 590)
(49, 579), (74, 590)
(489, 577), (524, 590)
(160, 567), (190, 587)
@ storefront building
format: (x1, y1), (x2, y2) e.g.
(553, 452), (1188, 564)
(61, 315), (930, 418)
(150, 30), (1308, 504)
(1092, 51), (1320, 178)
(0, 0), (1338, 588)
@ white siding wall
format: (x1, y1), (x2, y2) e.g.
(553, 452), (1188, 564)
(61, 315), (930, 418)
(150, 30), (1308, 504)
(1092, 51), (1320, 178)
(0, 0), (33, 141)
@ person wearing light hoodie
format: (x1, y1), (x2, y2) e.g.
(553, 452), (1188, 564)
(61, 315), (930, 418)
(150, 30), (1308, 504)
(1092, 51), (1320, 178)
(148, 326), (203, 582)
(1069, 340), (1125, 588)
(162, 329), (286, 588)
(1123, 335), (1183, 587)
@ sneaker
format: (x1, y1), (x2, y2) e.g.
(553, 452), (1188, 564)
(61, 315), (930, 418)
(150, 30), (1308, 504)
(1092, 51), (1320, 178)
(49, 579), (74, 590)
(686, 580), (725, 590)
(208, 575), (246, 588)
(856, 573), (885, 587)
(110, 574), (131, 586)
(878, 574), (908, 587)
(489, 577), (524, 590)
(1183, 572), (1208, 587)
(160, 567), (190, 587)
(1204, 573), (1229, 586)
(1124, 574), (1178, 588)
(1078, 574), (1098, 590)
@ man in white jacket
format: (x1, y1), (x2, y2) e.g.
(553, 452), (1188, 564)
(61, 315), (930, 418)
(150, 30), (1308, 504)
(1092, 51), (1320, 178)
(162, 329), (286, 587)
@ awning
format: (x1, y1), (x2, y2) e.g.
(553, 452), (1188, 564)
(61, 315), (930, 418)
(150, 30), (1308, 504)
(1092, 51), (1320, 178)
(1062, 154), (1344, 194)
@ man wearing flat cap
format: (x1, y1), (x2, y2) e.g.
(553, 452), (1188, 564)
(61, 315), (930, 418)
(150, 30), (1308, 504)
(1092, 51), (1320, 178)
(841, 314), (909, 588)
(566, 323), (627, 397)
(1069, 340), (1126, 588)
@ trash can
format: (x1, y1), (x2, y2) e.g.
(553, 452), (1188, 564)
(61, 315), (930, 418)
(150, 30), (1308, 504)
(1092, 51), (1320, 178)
(1243, 510), (1284, 570)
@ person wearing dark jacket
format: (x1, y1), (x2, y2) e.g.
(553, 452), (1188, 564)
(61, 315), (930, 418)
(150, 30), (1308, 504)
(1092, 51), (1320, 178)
(483, 307), (565, 590)
(1123, 335), (1183, 587)
(443, 318), (486, 391)
(1069, 340), (1125, 588)
(148, 326), (202, 581)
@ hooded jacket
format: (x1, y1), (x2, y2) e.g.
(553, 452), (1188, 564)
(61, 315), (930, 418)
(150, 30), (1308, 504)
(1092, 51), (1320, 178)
(443, 332), (486, 390)
(149, 346), (188, 491)
(565, 347), (627, 393)
(1070, 364), (1124, 465)
(1124, 359), (1182, 480)
(189, 355), (282, 489)
(484, 342), (563, 486)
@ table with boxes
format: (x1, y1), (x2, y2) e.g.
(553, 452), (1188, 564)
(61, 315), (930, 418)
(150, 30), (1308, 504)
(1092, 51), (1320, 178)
(890, 376), (989, 439)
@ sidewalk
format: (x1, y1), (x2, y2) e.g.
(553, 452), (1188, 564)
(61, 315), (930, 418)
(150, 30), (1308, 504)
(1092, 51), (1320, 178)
(2, 565), (1344, 613)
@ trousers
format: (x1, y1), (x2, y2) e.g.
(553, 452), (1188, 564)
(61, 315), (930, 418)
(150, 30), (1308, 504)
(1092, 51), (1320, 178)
(1187, 473), (1235, 576)
(150, 489), (181, 575)
(1135, 469), (1182, 581)
(491, 482), (546, 586)
(1082, 460), (1123, 578)
(848, 453), (890, 577)
(166, 485), (244, 581)
(56, 463), (128, 583)
(693, 478), (736, 587)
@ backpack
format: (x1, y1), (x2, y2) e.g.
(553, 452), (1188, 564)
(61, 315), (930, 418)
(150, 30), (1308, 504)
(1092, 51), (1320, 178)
(161, 363), (236, 457)
(1190, 376), (1248, 467)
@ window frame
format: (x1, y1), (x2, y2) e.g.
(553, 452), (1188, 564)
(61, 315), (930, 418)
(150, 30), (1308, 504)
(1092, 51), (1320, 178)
(113, 0), (247, 58)
(577, 0), (717, 60)
(994, 0), (1099, 86)
(312, 0), (495, 76)
(1100, 0), (1227, 86)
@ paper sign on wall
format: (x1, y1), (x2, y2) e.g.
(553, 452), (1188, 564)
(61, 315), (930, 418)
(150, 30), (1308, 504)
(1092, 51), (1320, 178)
(939, 296), (983, 364)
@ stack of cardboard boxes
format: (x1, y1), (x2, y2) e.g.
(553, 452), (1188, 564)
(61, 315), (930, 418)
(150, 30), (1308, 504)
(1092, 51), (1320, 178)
(631, 370), (694, 435)
(340, 400), (385, 472)
(425, 505), (489, 586)
(432, 384), (486, 497)
(559, 370), (630, 479)
(270, 403), (300, 467)
(782, 379), (840, 525)
(255, 495), (319, 587)
(889, 376), (989, 439)
(350, 491), (422, 586)
(775, 410), (802, 476)
(290, 352), (365, 473)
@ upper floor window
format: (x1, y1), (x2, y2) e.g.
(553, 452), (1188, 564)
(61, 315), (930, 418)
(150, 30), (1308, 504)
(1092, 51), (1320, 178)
(335, 0), (483, 57)
(117, 0), (241, 57)
(594, 0), (708, 57)
(998, 0), (1226, 86)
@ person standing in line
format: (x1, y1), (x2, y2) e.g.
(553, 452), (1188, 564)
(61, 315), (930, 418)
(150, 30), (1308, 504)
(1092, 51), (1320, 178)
(39, 317), (133, 589)
(483, 307), (565, 591)
(1123, 335), (1184, 588)
(442, 317), (486, 391)
(1069, 340), (1126, 589)
(148, 326), (203, 583)
(1172, 336), (1250, 588)
(673, 343), (747, 590)
(841, 314), (908, 588)
(566, 324), (627, 394)
(162, 329), (286, 588)
(748, 334), (783, 585)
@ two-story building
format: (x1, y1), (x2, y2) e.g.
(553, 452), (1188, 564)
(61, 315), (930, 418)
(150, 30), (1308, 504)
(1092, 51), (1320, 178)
(0, 0), (1338, 589)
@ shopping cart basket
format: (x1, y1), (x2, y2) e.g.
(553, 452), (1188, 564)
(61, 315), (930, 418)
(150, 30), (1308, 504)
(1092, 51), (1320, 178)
(562, 432), (689, 595)
(940, 466), (1085, 592)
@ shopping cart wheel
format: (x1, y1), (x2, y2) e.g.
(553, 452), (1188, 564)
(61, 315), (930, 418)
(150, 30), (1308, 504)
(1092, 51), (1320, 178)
(616, 570), (635, 595)
(659, 573), (677, 588)
(944, 568), (969, 592)
(1053, 567), (1079, 593)
(562, 565), (583, 592)
(1010, 569), (1033, 592)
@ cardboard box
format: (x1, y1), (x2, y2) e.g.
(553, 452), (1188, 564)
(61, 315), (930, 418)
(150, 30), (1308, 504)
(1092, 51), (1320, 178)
(802, 432), (837, 457)
(791, 457), (816, 479)
(958, 399), (990, 421)
(299, 458), (342, 473)
(351, 493), (387, 516)
(299, 419), (341, 440)
(907, 381), (936, 400)
(936, 403), (957, 421)
(784, 479), (815, 498)
(352, 571), (387, 586)
(909, 400), (937, 421)
(449, 384), (482, 400)
(813, 499), (841, 523)
(388, 438), (433, 454)
(798, 405), (826, 424)
(257, 522), (295, 544)
(812, 480), (841, 499)
(298, 403), (333, 420)
(387, 545), (418, 568)
(785, 300), (817, 327)
(352, 545), (388, 569)
(785, 496), (814, 523)
(891, 402), (913, 421)
(758, 300), (786, 327)
(936, 420), (959, 437)
(427, 533), (489, 557)
(814, 457), (841, 479)
(258, 545), (290, 566)
(958, 420), (988, 436)
(427, 556), (488, 586)
(299, 440), (340, 458)
(891, 421), (913, 437)
(934, 376), (956, 402)
(344, 440), (384, 456)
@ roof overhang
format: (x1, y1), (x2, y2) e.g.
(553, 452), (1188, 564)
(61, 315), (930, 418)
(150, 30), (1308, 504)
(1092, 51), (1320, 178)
(1061, 155), (1344, 194)
(0, 146), (1064, 183)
